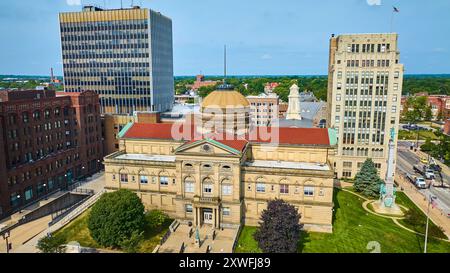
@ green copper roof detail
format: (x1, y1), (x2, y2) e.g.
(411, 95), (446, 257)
(328, 128), (338, 146)
(118, 122), (134, 138)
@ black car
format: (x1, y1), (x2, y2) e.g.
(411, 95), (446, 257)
(430, 164), (442, 172)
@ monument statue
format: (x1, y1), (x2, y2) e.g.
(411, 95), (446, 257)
(375, 127), (402, 215)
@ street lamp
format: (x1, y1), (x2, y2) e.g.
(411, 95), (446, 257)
(43, 183), (48, 200)
(2, 231), (11, 253)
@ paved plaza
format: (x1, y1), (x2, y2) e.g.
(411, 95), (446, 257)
(158, 224), (238, 253)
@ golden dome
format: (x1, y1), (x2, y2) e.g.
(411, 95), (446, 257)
(201, 90), (250, 109)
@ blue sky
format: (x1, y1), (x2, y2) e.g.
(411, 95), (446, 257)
(0, 0), (449, 76)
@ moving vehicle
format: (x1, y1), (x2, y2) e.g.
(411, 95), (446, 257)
(414, 177), (427, 189)
(413, 163), (435, 179)
(420, 157), (429, 164)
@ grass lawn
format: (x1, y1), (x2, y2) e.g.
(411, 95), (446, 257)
(398, 129), (438, 141)
(53, 209), (172, 253)
(395, 192), (447, 239)
(235, 189), (450, 253)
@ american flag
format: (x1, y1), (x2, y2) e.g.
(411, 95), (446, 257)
(393, 6), (400, 13)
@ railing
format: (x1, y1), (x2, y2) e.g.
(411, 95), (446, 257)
(48, 192), (93, 226)
(169, 219), (180, 232)
(179, 242), (185, 253)
(58, 189), (105, 226)
(71, 188), (94, 195)
(231, 224), (243, 253)
(198, 196), (220, 204)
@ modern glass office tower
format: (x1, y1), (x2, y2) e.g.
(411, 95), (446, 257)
(327, 33), (404, 179)
(60, 6), (174, 114)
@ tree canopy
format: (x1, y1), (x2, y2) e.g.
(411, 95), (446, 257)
(88, 189), (146, 248)
(254, 199), (302, 253)
(353, 158), (384, 198)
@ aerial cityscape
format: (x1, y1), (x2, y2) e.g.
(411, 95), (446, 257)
(0, 0), (449, 262)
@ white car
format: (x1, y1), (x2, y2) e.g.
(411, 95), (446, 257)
(415, 178), (427, 189)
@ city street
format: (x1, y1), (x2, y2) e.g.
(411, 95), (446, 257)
(396, 141), (450, 216)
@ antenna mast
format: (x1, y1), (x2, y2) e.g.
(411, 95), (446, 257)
(224, 44), (227, 84)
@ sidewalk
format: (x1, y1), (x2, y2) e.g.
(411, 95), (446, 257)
(395, 174), (450, 240)
(1, 172), (106, 253)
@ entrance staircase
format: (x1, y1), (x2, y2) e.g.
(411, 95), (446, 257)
(158, 223), (237, 253)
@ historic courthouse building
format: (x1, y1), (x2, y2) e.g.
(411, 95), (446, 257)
(104, 86), (337, 232)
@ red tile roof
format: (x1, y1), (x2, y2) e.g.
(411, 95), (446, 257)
(249, 127), (330, 146)
(123, 123), (330, 148)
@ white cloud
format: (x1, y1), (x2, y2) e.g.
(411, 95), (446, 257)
(66, 0), (82, 6)
(261, 54), (272, 60)
(367, 0), (381, 6)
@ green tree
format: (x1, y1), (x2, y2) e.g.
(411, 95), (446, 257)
(119, 230), (144, 253)
(88, 189), (145, 248)
(37, 235), (66, 253)
(145, 210), (169, 229)
(353, 158), (383, 198)
(424, 106), (433, 121)
(197, 85), (217, 98)
(254, 199), (302, 253)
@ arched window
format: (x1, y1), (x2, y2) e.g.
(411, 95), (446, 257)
(203, 164), (212, 170)
(222, 165), (231, 171)
(159, 171), (169, 186)
(184, 163), (193, 168)
(139, 170), (148, 184)
(184, 176), (195, 193)
(33, 110), (41, 120)
(54, 107), (61, 117)
(119, 169), (128, 183)
(202, 177), (213, 195)
(221, 178), (232, 196)
(44, 108), (51, 119)
(256, 177), (266, 193)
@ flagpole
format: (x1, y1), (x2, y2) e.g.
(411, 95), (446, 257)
(390, 11), (394, 33)
(424, 195), (430, 253)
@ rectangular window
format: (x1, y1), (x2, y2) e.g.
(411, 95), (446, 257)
(342, 171), (352, 178)
(185, 182), (194, 193)
(120, 174), (128, 183)
(336, 105), (341, 112)
(160, 176), (168, 186)
(280, 184), (289, 194)
(25, 187), (33, 200)
(222, 184), (232, 195)
(256, 183), (266, 193)
(185, 204), (193, 213)
(223, 207), (230, 216)
(203, 184), (213, 194)
(343, 161), (352, 168)
(140, 175), (148, 184)
(304, 186), (314, 196)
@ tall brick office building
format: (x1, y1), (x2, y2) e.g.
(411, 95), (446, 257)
(0, 89), (103, 217)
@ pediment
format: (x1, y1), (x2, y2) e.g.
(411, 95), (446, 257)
(175, 138), (243, 156)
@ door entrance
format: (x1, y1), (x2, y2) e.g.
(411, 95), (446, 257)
(203, 208), (213, 225)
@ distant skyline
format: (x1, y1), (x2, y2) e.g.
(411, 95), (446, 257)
(0, 0), (449, 76)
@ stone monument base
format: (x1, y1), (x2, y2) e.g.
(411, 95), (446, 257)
(371, 201), (404, 216)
